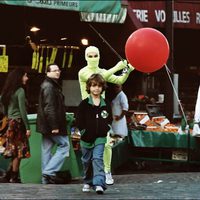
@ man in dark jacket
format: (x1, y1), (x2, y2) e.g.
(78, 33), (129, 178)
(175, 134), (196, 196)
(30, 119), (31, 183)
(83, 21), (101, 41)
(36, 63), (70, 184)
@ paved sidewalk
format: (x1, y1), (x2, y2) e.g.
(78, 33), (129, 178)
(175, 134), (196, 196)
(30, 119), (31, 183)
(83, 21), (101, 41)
(0, 172), (200, 199)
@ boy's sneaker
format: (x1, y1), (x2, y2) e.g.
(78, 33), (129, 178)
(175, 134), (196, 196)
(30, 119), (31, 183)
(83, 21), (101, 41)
(105, 172), (114, 185)
(96, 186), (104, 194)
(82, 184), (90, 192)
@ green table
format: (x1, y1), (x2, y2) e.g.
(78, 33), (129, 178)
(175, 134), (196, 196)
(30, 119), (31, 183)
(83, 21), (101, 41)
(128, 130), (200, 163)
(129, 130), (197, 149)
(19, 113), (82, 183)
(111, 138), (129, 171)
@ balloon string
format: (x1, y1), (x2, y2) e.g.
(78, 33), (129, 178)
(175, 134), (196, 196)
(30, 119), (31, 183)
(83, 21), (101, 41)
(89, 24), (124, 61)
(89, 24), (131, 73)
(164, 64), (188, 129)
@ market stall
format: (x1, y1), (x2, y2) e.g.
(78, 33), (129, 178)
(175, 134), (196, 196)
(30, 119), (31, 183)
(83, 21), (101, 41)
(126, 112), (200, 163)
(127, 110), (200, 164)
(128, 132), (200, 165)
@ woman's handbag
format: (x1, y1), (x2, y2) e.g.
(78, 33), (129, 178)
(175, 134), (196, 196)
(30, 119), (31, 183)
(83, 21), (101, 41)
(0, 116), (8, 135)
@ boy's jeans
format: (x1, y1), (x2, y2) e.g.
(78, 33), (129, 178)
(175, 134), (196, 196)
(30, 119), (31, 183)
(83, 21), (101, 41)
(81, 144), (106, 189)
(42, 135), (70, 177)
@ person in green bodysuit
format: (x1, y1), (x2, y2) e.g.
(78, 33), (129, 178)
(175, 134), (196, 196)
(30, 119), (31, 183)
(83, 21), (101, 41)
(78, 46), (134, 185)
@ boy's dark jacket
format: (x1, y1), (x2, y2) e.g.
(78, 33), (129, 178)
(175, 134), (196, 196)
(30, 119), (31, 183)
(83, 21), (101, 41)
(76, 97), (112, 143)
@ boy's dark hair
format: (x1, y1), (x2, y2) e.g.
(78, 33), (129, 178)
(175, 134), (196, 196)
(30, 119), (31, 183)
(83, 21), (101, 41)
(86, 74), (107, 94)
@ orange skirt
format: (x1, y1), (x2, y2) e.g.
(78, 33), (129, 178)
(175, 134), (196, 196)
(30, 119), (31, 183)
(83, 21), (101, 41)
(3, 118), (30, 159)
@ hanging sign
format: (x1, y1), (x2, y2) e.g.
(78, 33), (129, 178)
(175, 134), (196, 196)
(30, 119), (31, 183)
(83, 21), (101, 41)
(0, 46), (8, 73)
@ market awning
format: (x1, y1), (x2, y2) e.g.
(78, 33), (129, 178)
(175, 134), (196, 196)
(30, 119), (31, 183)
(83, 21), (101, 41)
(80, 6), (127, 24)
(0, 0), (121, 14)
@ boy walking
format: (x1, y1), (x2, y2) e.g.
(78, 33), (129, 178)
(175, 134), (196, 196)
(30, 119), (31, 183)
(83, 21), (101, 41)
(76, 74), (112, 194)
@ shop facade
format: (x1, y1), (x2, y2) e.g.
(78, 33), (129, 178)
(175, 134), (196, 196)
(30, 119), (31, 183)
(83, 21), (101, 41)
(0, 1), (200, 181)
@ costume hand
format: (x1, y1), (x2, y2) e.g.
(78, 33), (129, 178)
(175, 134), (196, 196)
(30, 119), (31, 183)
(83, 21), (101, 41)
(128, 63), (135, 72)
(116, 60), (128, 71)
(192, 123), (200, 136)
(52, 129), (59, 134)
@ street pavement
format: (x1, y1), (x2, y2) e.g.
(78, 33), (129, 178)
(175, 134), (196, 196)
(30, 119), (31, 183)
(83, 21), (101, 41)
(0, 172), (200, 199)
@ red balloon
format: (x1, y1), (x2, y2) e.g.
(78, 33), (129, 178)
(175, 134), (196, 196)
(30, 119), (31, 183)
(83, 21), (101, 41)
(125, 28), (170, 73)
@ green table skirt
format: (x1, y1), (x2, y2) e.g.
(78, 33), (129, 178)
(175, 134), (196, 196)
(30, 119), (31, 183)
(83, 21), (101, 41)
(129, 130), (198, 149)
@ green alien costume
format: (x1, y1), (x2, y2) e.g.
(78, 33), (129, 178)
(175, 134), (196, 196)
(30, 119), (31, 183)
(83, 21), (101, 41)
(78, 46), (134, 181)
(78, 46), (134, 100)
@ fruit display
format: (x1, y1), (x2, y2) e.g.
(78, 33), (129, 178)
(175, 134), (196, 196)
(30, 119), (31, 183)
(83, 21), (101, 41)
(130, 111), (179, 133)
(164, 123), (179, 132)
(132, 112), (151, 125)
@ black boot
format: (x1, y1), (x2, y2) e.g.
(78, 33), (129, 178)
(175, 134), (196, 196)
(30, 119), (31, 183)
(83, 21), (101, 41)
(0, 168), (7, 183)
(9, 171), (20, 183)
(4, 165), (12, 182)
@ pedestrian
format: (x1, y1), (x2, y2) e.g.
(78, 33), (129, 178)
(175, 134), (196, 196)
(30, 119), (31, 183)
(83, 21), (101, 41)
(78, 45), (134, 185)
(36, 63), (70, 184)
(103, 84), (129, 185)
(193, 86), (200, 136)
(111, 84), (129, 138)
(1, 67), (31, 183)
(76, 73), (112, 194)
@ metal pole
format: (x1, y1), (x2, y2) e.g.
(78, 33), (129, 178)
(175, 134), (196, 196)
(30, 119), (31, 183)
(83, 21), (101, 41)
(165, 64), (190, 168)
(165, 0), (174, 121)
